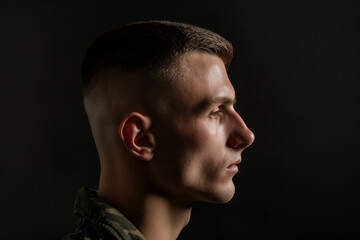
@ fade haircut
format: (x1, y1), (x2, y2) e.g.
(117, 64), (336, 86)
(82, 20), (233, 95)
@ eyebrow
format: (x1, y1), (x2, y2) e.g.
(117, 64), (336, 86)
(193, 96), (237, 114)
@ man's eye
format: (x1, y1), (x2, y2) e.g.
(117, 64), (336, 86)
(209, 109), (223, 119)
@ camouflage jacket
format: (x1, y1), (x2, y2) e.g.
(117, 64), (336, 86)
(63, 187), (146, 240)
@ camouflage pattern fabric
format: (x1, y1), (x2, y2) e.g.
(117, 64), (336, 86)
(63, 187), (147, 240)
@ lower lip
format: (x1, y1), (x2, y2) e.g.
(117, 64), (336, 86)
(227, 164), (239, 173)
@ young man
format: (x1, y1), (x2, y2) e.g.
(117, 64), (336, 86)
(64, 20), (254, 240)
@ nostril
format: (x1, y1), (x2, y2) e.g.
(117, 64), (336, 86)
(226, 135), (244, 149)
(226, 136), (238, 149)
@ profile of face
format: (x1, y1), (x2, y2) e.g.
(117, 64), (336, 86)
(148, 52), (255, 205)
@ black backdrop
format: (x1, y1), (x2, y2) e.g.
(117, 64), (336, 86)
(1, 1), (359, 239)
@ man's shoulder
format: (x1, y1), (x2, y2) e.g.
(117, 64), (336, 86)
(63, 187), (146, 240)
(63, 222), (119, 240)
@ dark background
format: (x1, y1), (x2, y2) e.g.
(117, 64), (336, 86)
(1, 1), (359, 239)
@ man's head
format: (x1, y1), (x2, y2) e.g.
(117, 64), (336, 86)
(82, 20), (233, 120)
(83, 20), (254, 205)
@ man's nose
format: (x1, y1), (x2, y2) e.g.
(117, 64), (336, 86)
(226, 112), (255, 150)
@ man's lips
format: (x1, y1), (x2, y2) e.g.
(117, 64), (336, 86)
(228, 159), (241, 167)
(227, 159), (241, 172)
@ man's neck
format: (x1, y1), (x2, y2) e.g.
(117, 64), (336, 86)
(136, 194), (191, 240)
(99, 177), (191, 240)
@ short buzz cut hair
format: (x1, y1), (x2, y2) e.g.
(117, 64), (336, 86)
(81, 20), (233, 95)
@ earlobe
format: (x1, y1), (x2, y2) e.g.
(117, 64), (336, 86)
(119, 112), (155, 161)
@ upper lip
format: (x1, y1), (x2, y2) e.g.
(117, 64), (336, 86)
(228, 159), (241, 168)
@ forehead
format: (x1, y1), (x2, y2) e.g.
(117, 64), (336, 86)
(177, 52), (235, 109)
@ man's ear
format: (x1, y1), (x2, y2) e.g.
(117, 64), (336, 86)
(119, 112), (155, 161)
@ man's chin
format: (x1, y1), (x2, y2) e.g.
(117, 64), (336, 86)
(198, 183), (236, 204)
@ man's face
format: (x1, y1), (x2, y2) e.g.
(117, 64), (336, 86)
(149, 52), (254, 204)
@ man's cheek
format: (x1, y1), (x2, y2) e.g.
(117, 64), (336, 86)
(201, 120), (221, 137)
